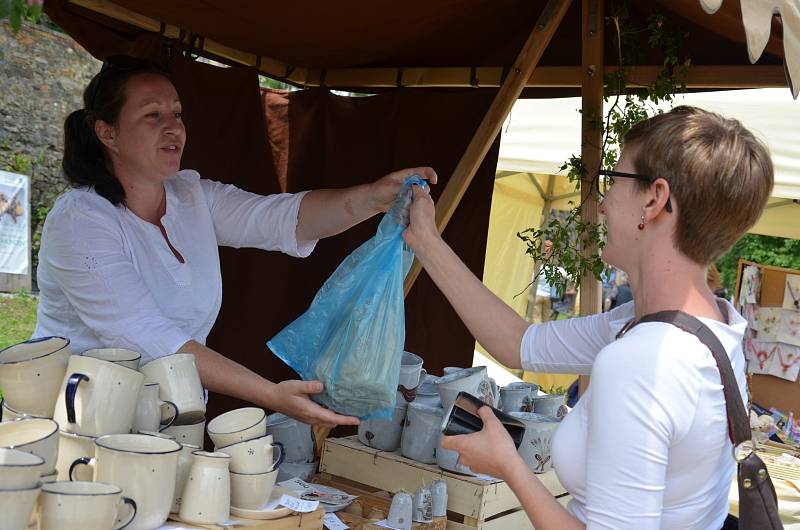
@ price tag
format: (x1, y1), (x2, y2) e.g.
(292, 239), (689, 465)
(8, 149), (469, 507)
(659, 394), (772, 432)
(323, 512), (349, 530)
(278, 494), (319, 513)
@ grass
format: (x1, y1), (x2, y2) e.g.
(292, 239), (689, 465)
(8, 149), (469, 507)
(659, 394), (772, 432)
(0, 291), (38, 350)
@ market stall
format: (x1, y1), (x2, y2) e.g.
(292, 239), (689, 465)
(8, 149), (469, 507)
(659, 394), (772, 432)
(1, 0), (797, 528)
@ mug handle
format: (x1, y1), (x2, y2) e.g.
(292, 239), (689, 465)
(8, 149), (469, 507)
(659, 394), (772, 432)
(523, 395), (533, 412)
(417, 368), (427, 387)
(158, 400), (179, 431)
(65, 373), (90, 424)
(268, 441), (285, 471)
(69, 456), (96, 481)
(114, 496), (138, 530)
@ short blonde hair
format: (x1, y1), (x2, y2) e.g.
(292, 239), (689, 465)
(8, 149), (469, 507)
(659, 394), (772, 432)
(624, 106), (773, 264)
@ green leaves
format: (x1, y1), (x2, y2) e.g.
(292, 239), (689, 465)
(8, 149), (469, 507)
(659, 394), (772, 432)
(2, 0), (45, 33)
(517, 3), (689, 308)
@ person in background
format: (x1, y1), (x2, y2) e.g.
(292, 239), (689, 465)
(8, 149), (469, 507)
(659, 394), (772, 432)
(603, 270), (632, 311)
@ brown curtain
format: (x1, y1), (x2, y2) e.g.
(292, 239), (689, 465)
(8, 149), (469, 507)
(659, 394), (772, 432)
(207, 86), (499, 419)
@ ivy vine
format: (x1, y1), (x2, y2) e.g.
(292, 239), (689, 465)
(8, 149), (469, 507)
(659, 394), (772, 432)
(518, 4), (690, 300)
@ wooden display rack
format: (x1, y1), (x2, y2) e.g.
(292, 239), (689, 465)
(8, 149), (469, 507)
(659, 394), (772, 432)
(319, 436), (569, 530)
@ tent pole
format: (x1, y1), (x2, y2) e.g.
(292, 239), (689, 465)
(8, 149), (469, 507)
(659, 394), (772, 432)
(578, 0), (604, 396)
(404, 0), (574, 296)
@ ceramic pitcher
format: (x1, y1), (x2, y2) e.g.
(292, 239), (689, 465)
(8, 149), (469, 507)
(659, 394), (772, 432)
(179, 451), (232, 525)
(131, 383), (178, 434)
(509, 412), (559, 474)
(0, 336), (71, 417)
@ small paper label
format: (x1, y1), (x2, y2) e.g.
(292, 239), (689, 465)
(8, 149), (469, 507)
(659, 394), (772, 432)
(279, 494), (319, 513)
(323, 512), (349, 530)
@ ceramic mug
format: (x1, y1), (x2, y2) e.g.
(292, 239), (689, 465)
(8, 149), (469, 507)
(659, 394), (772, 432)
(55, 431), (96, 481)
(0, 447), (45, 489)
(530, 393), (568, 420)
(229, 468), (279, 509)
(207, 407), (266, 448)
(358, 403), (407, 451)
(39, 481), (137, 530)
(499, 383), (533, 413)
(161, 416), (205, 448)
(171, 443), (200, 513)
(400, 402), (444, 464)
(435, 442), (473, 476)
(414, 375), (442, 408)
(82, 348), (142, 370)
(132, 383), (179, 433)
(215, 434), (284, 474)
(0, 336), (71, 417)
(387, 491), (413, 530)
(397, 351), (426, 404)
(140, 353), (206, 425)
(435, 366), (494, 412)
(266, 412), (314, 464)
(509, 412), (559, 474)
(0, 418), (59, 475)
(69, 433), (181, 530)
(54, 355), (145, 437)
(0, 398), (50, 423)
(0, 482), (41, 530)
(179, 451), (231, 525)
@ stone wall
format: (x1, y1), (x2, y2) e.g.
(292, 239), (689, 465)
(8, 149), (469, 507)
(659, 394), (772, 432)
(0, 20), (100, 281)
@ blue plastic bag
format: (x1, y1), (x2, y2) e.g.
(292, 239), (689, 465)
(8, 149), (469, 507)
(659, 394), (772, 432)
(268, 175), (425, 420)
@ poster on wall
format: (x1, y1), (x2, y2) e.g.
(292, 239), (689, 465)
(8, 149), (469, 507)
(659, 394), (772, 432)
(0, 170), (29, 275)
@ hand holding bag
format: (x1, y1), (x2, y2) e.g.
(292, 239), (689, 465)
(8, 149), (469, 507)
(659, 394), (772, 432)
(620, 306), (783, 530)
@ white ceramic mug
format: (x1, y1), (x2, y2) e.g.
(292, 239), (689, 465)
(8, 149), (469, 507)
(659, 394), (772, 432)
(229, 468), (278, 509)
(400, 403), (444, 464)
(509, 412), (559, 474)
(266, 412), (314, 464)
(39, 481), (137, 530)
(0, 482), (41, 530)
(82, 348), (142, 370)
(435, 366), (494, 412)
(0, 336), (71, 417)
(171, 443), (200, 513)
(69, 433), (181, 530)
(132, 383), (178, 433)
(140, 353), (206, 424)
(207, 407), (266, 448)
(161, 417), (206, 449)
(357, 403), (407, 451)
(179, 451), (231, 525)
(54, 355), (145, 437)
(0, 399), (49, 423)
(0, 447), (45, 489)
(55, 431), (96, 481)
(0, 418), (59, 475)
(215, 434), (284, 474)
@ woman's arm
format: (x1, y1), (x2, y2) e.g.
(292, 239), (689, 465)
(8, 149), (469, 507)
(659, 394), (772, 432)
(441, 407), (584, 530)
(296, 167), (437, 242)
(179, 340), (358, 427)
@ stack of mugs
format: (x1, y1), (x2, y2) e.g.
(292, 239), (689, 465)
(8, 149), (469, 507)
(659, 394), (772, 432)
(172, 407), (285, 525)
(0, 336), (212, 529)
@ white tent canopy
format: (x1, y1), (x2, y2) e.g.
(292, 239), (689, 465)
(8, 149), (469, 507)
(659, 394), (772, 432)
(497, 88), (800, 239)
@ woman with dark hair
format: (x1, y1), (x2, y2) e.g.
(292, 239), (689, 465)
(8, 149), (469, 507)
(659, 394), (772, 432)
(34, 55), (436, 426)
(403, 106), (773, 529)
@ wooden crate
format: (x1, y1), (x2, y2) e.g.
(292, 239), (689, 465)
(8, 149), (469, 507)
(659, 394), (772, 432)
(319, 436), (568, 529)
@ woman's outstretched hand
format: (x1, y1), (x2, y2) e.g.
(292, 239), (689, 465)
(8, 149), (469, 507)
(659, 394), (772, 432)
(369, 166), (437, 214)
(269, 379), (360, 428)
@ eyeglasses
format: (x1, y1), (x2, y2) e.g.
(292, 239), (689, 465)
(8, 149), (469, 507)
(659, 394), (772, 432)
(598, 169), (673, 213)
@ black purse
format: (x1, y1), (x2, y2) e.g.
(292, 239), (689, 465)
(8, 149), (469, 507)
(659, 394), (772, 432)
(620, 306), (783, 530)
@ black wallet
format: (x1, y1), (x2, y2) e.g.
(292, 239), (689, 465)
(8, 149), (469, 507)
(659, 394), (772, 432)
(441, 391), (526, 448)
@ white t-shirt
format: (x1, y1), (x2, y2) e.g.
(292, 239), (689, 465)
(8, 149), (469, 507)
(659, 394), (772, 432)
(33, 170), (316, 363)
(521, 300), (747, 530)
